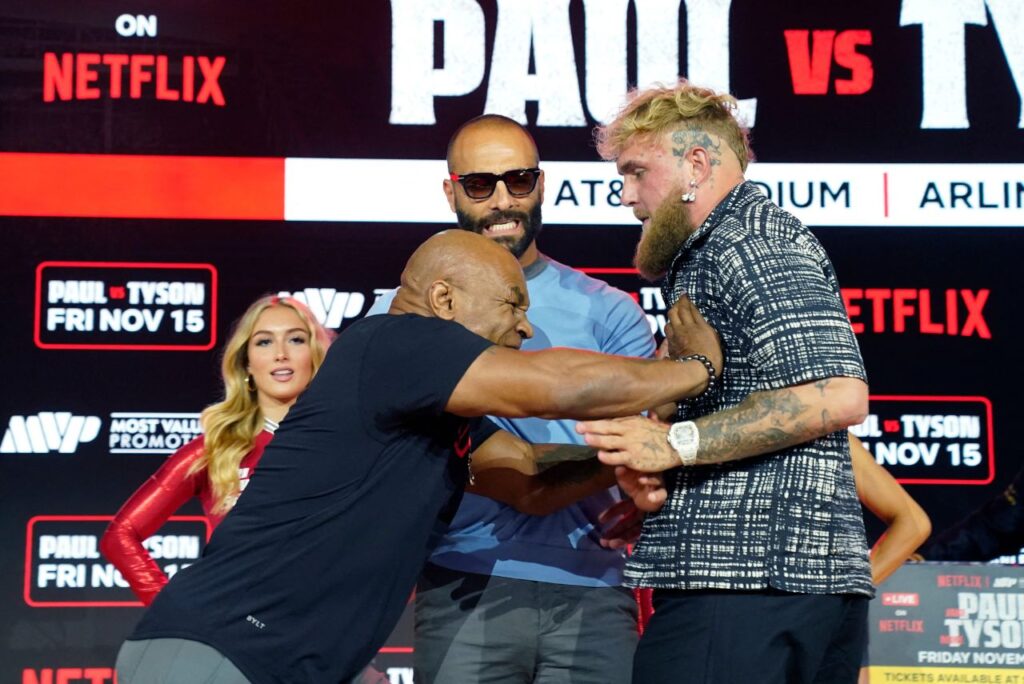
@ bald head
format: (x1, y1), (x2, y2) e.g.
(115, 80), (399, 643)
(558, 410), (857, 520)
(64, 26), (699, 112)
(446, 115), (538, 172)
(390, 230), (533, 347)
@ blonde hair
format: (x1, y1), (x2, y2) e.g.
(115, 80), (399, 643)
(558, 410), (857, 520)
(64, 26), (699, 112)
(191, 295), (334, 513)
(596, 80), (752, 171)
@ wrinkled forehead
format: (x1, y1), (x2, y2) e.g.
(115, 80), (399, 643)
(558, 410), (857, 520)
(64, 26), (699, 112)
(475, 255), (529, 306)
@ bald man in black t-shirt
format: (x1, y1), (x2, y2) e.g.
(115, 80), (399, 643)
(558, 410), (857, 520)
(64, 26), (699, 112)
(116, 231), (722, 684)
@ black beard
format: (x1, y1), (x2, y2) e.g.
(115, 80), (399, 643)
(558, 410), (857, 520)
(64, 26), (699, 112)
(634, 193), (696, 282)
(455, 203), (543, 259)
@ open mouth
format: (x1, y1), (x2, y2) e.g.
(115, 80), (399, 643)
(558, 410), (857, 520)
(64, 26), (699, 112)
(270, 369), (294, 381)
(483, 220), (521, 237)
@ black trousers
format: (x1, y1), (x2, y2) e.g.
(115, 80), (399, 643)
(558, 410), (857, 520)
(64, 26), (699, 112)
(633, 589), (869, 684)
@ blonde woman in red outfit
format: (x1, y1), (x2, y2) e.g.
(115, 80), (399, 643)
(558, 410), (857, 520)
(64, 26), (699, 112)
(101, 295), (333, 603)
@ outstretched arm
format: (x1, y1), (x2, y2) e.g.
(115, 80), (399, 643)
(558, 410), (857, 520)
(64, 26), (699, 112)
(446, 296), (722, 421)
(577, 376), (868, 471)
(851, 433), (931, 585)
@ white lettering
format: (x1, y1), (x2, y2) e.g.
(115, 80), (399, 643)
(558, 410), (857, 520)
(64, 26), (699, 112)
(901, 0), (987, 128)
(485, 0), (586, 125)
(389, 0), (485, 125)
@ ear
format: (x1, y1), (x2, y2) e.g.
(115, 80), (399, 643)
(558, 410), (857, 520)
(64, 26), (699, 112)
(689, 147), (714, 185)
(443, 178), (457, 213)
(426, 280), (457, 321)
(536, 169), (545, 204)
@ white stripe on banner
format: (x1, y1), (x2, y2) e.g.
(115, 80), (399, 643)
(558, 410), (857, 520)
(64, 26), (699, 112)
(284, 160), (1024, 227)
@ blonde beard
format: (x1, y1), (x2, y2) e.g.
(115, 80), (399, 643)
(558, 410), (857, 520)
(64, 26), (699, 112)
(634, 191), (697, 282)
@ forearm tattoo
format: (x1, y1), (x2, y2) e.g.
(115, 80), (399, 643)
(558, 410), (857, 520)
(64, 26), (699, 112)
(533, 444), (599, 471)
(535, 456), (604, 487)
(693, 380), (842, 465)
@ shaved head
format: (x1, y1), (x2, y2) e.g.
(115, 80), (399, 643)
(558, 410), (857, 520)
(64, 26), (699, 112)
(446, 115), (538, 172)
(390, 231), (532, 348)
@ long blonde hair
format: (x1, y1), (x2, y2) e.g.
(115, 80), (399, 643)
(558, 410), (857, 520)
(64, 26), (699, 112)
(191, 295), (334, 513)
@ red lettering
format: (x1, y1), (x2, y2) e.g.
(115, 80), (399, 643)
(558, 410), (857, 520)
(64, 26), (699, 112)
(42, 52), (73, 102)
(864, 288), (891, 332)
(75, 53), (101, 100)
(23, 669), (53, 684)
(946, 288), (959, 335)
(784, 30), (835, 95)
(833, 30), (873, 95)
(56, 669), (82, 684)
(82, 668), (114, 684)
(102, 54), (129, 98)
(155, 56), (180, 101)
(129, 55), (155, 99)
(842, 288), (864, 333)
(892, 289), (916, 333)
(196, 56), (226, 106)
(183, 55), (195, 101)
(960, 289), (991, 339)
(918, 289), (943, 334)
(42, 52), (223, 106)
(21, 668), (114, 684)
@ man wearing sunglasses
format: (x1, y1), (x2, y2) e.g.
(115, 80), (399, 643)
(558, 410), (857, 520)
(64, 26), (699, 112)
(369, 115), (655, 684)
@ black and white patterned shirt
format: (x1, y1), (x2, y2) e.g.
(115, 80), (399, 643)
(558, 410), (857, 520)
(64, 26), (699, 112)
(627, 181), (874, 597)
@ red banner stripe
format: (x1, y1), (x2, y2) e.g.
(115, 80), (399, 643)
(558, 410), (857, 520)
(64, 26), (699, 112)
(0, 153), (284, 220)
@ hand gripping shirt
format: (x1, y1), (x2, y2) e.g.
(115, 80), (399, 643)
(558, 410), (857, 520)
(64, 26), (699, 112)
(628, 181), (874, 597)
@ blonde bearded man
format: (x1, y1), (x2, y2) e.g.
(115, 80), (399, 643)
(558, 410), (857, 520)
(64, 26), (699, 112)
(578, 82), (873, 684)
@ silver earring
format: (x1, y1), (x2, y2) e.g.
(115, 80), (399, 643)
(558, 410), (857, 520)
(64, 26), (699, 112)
(680, 179), (698, 203)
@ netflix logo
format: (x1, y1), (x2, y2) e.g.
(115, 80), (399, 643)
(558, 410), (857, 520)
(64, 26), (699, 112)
(841, 288), (990, 339)
(43, 53), (226, 106)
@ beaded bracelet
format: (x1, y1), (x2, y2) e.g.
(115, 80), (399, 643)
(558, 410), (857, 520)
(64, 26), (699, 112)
(674, 353), (718, 398)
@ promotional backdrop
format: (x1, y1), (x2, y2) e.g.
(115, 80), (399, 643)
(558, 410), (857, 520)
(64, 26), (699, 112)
(2, 2), (1022, 682)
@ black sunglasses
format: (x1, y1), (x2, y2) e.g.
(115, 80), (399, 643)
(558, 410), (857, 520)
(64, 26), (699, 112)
(449, 168), (541, 200)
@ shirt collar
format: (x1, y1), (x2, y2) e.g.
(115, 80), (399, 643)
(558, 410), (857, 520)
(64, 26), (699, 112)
(666, 180), (759, 276)
(522, 253), (550, 280)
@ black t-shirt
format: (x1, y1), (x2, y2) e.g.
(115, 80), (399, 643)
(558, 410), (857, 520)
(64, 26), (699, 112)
(131, 314), (499, 683)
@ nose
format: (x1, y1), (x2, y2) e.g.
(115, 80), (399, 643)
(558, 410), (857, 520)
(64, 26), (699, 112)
(488, 180), (516, 211)
(274, 341), (288, 360)
(517, 316), (534, 341)
(620, 176), (638, 207)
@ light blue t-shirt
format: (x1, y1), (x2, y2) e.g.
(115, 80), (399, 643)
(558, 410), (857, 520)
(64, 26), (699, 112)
(366, 254), (655, 586)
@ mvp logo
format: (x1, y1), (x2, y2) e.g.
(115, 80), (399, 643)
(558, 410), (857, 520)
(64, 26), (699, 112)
(277, 288), (366, 328)
(1, 413), (101, 454)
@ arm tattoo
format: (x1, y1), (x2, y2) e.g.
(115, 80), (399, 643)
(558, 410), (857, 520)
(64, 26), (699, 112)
(533, 444), (599, 471)
(692, 382), (835, 466)
(535, 457), (604, 487)
(672, 127), (723, 166)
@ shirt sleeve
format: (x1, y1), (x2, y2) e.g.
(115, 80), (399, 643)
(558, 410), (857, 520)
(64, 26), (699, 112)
(364, 287), (398, 317)
(720, 236), (867, 389)
(360, 316), (494, 431)
(471, 416), (502, 447)
(99, 437), (205, 605)
(601, 289), (657, 359)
